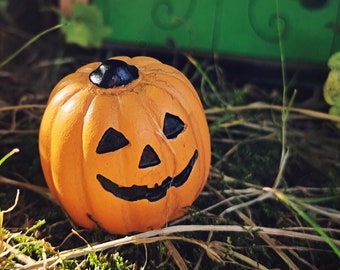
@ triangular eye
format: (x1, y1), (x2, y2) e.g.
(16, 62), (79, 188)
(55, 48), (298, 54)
(96, 128), (129, 154)
(139, 145), (161, 169)
(163, 113), (185, 139)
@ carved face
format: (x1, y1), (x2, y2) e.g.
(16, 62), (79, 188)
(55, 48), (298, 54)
(39, 56), (211, 234)
(96, 112), (198, 202)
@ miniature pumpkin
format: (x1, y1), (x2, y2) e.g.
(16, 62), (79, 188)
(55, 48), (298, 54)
(39, 56), (211, 234)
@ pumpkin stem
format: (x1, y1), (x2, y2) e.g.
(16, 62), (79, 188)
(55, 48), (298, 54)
(89, 59), (139, 88)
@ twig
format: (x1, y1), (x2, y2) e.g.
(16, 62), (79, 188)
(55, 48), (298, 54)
(0, 176), (55, 203)
(0, 104), (45, 112)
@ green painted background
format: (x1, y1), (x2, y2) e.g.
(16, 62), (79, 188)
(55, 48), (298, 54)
(93, 0), (340, 64)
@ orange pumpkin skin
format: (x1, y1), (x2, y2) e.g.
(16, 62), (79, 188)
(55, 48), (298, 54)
(39, 56), (210, 234)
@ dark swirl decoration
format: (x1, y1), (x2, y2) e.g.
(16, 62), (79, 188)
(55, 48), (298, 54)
(248, 0), (288, 43)
(299, 0), (328, 10)
(151, 0), (196, 30)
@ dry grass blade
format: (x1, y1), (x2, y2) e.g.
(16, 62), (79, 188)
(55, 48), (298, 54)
(205, 103), (340, 123)
(229, 249), (269, 270)
(163, 240), (188, 270)
(19, 224), (340, 269)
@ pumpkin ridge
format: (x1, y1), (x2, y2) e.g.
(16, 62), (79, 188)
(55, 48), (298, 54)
(138, 77), (203, 183)
(56, 91), (97, 228)
(40, 83), (89, 203)
(134, 88), (179, 226)
(80, 94), (120, 226)
(81, 97), (98, 226)
(138, 86), (179, 172)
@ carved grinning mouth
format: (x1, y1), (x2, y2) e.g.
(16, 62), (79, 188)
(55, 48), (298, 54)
(96, 150), (198, 202)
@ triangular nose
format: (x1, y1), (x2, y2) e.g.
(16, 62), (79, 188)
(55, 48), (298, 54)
(139, 145), (161, 169)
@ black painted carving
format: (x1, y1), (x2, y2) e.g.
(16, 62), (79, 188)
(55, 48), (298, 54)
(139, 145), (161, 169)
(163, 112), (185, 139)
(97, 150), (198, 202)
(96, 128), (129, 154)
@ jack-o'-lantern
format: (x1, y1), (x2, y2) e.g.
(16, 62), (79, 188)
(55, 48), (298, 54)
(39, 56), (211, 234)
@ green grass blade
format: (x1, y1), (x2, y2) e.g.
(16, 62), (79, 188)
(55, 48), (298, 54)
(185, 54), (227, 107)
(0, 148), (19, 167)
(0, 24), (62, 69)
(275, 191), (340, 259)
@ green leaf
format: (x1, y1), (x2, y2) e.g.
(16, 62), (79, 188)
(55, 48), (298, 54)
(323, 70), (340, 105)
(328, 52), (340, 70)
(328, 96), (340, 129)
(329, 105), (340, 116)
(61, 3), (111, 48)
(335, 95), (340, 108)
(328, 95), (340, 116)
